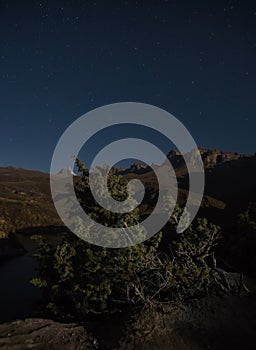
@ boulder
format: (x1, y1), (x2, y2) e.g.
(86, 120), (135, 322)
(0, 318), (97, 350)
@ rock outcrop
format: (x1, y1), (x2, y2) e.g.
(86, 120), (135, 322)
(167, 148), (253, 169)
(122, 149), (254, 174)
(0, 318), (97, 350)
(121, 162), (150, 174)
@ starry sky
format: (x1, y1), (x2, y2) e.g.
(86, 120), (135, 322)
(0, 0), (255, 171)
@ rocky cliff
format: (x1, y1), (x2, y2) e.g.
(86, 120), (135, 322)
(120, 148), (254, 175)
(167, 148), (254, 168)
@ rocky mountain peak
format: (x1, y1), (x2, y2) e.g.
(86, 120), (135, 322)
(57, 168), (77, 177)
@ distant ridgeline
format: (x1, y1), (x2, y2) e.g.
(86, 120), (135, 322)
(0, 148), (255, 237)
(116, 148), (255, 175)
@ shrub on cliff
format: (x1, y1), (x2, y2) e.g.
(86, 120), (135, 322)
(31, 160), (221, 320)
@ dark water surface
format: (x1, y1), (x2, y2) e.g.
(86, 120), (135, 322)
(0, 233), (64, 323)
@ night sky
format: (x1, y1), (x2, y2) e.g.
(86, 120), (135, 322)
(1, 0), (255, 171)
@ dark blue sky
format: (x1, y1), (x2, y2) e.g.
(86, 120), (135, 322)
(0, 0), (255, 171)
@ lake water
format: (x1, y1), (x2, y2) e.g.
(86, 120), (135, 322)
(0, 233), (64, 323)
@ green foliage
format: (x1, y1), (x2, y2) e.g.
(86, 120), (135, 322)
(170, 218), (221, 299)
(32, 232), (161, 318)
(72, 160), (146, 246)
(32, 159), (221, 320)
(75, 162), (140, 226)
(162, 192), (191, 230)
(32, 217), (220, 320)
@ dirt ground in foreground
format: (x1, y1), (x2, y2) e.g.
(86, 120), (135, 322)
(1, 279), (256, 350)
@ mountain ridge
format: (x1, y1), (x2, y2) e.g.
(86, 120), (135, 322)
(0, 148), (255, 237)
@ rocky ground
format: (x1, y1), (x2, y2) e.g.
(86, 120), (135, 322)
(117, 293), (256, 350)
(1, 288), (256, 350)
(0, 319), (97, 350)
